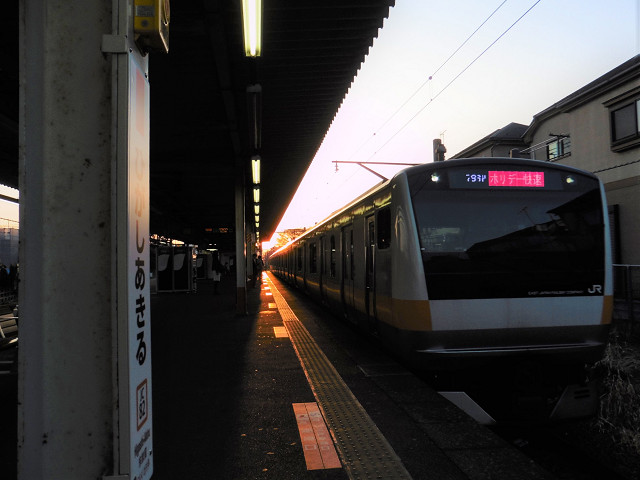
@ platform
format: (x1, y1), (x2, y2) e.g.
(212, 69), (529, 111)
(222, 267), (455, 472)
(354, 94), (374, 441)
(151, 272), (556, 479)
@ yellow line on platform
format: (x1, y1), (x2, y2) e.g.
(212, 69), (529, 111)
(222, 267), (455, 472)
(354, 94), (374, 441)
(265, 273), (412, 480)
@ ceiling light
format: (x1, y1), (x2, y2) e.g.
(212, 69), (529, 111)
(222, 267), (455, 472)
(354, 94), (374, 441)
(253, 187), (260, 204)
(252, 155), (261, 184)
(242, 0), (262, 57)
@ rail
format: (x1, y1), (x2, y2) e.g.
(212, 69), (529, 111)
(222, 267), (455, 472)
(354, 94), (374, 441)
(613, 264), (640, 323)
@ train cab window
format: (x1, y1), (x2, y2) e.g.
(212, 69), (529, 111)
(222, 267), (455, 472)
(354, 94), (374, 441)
(377, 207), (391, 249)
(419, 227), (464, 252)
(409, 167), (605, 300)
(309, 243), (317, 273)
(330, 236), (336, 278)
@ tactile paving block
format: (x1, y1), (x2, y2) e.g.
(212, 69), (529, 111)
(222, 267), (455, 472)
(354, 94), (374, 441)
(266, 274), (412, 480)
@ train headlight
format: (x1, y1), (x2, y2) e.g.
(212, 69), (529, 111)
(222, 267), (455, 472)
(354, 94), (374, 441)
(430, 173), (441, 183)
(564, 175), (576, 185)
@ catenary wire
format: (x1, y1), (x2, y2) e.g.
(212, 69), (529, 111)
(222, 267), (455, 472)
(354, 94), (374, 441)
(366, 0), (543, 162)
(319, 1), (540, 235)
(345, 0), (510, 163)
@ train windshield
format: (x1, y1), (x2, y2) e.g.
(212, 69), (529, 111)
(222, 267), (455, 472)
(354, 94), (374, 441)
(408, 166), (605, 300)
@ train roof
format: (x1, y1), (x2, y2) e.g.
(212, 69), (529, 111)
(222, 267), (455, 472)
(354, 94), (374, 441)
(402, 157), (600, 180)
(271, 176), (393, 254)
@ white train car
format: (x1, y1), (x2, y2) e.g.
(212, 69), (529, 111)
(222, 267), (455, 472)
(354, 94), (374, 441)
(270, 158), (612, 376)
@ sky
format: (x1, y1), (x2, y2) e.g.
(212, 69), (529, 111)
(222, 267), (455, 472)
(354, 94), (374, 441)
(266, 0), (638, 247)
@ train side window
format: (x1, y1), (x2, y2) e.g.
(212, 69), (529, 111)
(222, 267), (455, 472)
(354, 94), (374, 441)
(350, 230), (354, 279)
(297, 247), (303, 271)
(309, 243), (317, 273)
(377, 207), (391, 249)
(342, 230), (349, 280)
(330, 235), (336, 278)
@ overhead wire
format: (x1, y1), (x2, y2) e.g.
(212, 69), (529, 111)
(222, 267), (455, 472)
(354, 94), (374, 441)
(367, 0), (543, 161)
(324, 0), (543, 226)
(374, 0), (510, 135)
(344, 0), (510, 163)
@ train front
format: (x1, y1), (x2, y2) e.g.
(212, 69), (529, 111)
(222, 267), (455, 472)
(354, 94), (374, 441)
(400, 159), (612, 377)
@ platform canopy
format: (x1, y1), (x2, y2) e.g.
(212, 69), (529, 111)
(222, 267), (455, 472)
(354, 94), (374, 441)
(1, 1), (394, 249)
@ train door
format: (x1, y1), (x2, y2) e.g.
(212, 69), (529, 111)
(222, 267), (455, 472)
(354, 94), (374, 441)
(319, 236), (327, 303)
(365, 216), (377, 333)
(341, 226), (355, 319)
(303, 243), (308, 291)
(295, 246), (303, 288)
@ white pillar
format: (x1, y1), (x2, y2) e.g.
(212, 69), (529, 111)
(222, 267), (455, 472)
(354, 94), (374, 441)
(235, 167), (247, 314)
(19, 1), (153, 478)
(19, 0), (114, 478)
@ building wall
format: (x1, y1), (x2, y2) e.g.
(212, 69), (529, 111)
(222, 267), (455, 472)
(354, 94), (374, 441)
(605, 180), (640, 264)
(524, 79), (640, 264)
(0, 227), (19, 266)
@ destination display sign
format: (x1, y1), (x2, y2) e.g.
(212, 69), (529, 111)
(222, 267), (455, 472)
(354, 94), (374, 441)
(447, 168), (563, 190)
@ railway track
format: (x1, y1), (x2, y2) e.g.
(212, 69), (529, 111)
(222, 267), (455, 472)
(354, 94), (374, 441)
(492, 422), (630, 480)
(418, 367), (637, 480)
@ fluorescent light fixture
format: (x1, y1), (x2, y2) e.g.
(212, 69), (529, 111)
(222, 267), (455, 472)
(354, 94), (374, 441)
(252, 155), (261, 184)
(242, 0), (262, 57)
(255, 215), (260, 223)
(253, 187), (260, 204)
(254, 204), (260, 215)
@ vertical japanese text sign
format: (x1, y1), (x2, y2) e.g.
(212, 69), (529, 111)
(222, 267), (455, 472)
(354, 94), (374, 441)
(128, 55), (153, 480)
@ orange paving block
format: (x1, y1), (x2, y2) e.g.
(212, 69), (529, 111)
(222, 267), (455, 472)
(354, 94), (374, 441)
(273, 326), (288, 338)
(292, 402), (341, 470)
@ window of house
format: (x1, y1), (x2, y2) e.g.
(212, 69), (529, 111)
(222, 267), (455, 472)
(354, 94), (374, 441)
(546, 137), (571, 161)
(609, 98), (640, 151)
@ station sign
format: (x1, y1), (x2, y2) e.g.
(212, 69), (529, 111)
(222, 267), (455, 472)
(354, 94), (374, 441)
(125, 54), (153, 480)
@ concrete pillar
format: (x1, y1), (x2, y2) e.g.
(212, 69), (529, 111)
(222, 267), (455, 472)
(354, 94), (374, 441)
(19, 1), (153, 478)
(19, 0), (114, 478)
(235, 168), (247, 314)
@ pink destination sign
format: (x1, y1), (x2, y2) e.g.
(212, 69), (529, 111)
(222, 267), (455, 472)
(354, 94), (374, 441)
(488, 170), (545, 187)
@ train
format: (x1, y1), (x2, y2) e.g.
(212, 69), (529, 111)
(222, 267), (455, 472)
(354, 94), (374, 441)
(269, 158), (612, 416)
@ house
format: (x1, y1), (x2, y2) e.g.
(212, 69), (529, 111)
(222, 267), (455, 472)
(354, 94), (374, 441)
(452, 55), (640, 265)
(452, 122), (529, 159)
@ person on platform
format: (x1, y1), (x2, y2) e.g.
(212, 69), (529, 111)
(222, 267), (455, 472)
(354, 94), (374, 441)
(251, 253), (263, 288)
